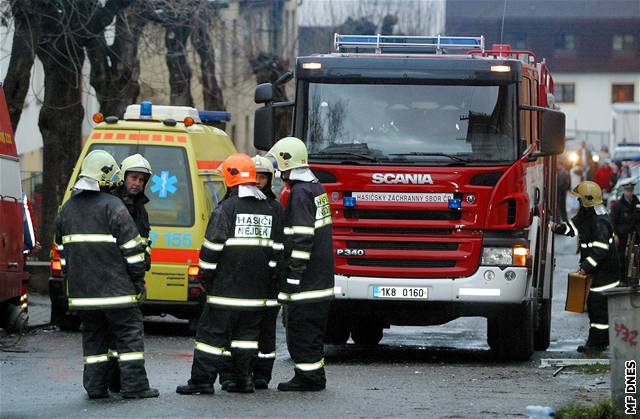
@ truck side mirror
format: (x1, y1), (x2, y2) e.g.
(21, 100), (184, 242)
(255, 83), (274, 104)
(540, 109), (565, 155)
(254, 105), (274, 151)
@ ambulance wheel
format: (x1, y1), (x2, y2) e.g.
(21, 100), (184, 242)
(487, 301), (535, 361)
(188, 317), (199, 335)
(351, 323), (383, 345)
(51, 305), (80, 331)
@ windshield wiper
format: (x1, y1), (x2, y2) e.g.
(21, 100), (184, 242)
(389, 152), (471, 163)
(309, 151), (382, 163)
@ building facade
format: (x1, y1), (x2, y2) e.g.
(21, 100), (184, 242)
(446, 0), (640, 150)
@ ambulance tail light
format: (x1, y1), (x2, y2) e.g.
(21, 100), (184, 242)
(51, 260), (63, 277)
(188, 266), (200, 278)
(188, 266), (204, 300)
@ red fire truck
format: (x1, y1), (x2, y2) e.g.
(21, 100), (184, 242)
(0, 83), (29, 333)
(254, 35), (566, 360)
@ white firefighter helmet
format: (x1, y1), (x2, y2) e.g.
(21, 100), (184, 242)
(79, 150), (121, 187)
(120, 153), (153, 176)
(267, 136), (308, 171)
(252, 154), (275, 177)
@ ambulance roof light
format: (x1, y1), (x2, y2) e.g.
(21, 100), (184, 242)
(334, 33), (485, 53)
(123, 104), (202, 123)
(140, 101), (152, 119)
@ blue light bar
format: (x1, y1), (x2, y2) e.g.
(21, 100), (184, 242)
(343, 197), (356, 208)
(199, 111), (231, 123)
(140, 101), (152, 119)
(334, 34), (485, 53)
(448, 198), (462, 210)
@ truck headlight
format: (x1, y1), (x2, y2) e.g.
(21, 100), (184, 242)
(481, 246), (529, 266)
(481, 248), (513, 265)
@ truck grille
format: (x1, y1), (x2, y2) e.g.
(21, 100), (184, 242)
(343, 209), (461, 220)
(347, 259), (456, 268)
(346, 240), (458, 251)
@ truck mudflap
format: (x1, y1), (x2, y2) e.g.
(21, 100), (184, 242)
(334, 266), (528, 303)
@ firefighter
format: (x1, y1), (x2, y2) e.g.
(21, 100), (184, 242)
(106, 154), (153, 393)
(219, 155), (283, 391)
(551, 180), (621, 353)
(54, 150), (158, 399)
(612, 179), (640, 277)
(113, 154), (153, 268)
(176, 154), (284, 395)
(267, 137), (335, 392)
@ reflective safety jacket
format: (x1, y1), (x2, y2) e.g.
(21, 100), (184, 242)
(55, 191), (147, 310)
(112, 186), (152, 270)
(279, 180), (335, 304)
(554, 208), (620, 291)
(198, 187), (284, 310)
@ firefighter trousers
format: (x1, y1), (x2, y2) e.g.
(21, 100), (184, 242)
(285, 301), (330, 387)
(219, 306), (279, 385)
(586, 290), (609, 347)
(191, 305), (263, 386)
(79, 307), (150, 395)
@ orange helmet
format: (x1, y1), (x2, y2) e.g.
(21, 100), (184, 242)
(218, 153), (257, 187)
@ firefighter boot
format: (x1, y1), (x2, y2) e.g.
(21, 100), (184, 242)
(277, 378), (325, 392)
(121, 387), (160, 399)
(176, 380), (215, 395)
(253, 378), (269, 390)
(226, 378), (255, 393)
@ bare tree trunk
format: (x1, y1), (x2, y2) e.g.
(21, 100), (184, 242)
(3, 4), (40, 131)
(36, 41), (84, 259)
(87, 8), (146, 117)
(192, 22), (224, 111)
(165, 24), (193, 106)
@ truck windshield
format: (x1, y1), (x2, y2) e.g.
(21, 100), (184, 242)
(304, 82), (516, 164)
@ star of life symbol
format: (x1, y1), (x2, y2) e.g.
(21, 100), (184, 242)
(150, 170), (177, 198)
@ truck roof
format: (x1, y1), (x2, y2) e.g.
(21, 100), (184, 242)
(296, 53), (523, 83)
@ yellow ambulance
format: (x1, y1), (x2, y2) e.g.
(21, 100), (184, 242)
(49, 103), (236, 330)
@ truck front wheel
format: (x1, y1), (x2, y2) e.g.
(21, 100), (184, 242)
(534, 298), (552, 351)
(487, 301), (535, 361)
(351, 322), (383, 345)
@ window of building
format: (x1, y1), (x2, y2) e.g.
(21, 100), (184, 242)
(555, 83), (575, 103)
(612, 35), (636, 52)
(554, 33), (576, 51)
(504, 32), (527, 50)
(612, 84), (635, 103)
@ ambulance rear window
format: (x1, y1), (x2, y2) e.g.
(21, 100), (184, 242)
(88, 144), (194, 227)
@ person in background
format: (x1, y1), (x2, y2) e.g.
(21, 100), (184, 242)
(557, 159), (571, 222)
(612, 179), (640, 281)
(551, 181), (621, 353)
(593, 161), (614, 194)
(22, 192), (40, 255)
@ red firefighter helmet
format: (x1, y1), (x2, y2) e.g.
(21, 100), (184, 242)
(217, 153), (257, 187)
